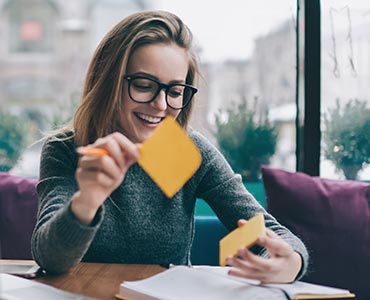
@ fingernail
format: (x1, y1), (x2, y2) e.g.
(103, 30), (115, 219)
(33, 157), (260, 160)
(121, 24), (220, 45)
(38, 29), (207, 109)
(258, 236), (266, 244)
(133, 146), (141, 159)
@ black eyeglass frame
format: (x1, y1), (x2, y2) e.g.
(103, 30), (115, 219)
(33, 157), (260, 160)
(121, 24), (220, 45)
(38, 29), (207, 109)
(124, 75), (198, 110)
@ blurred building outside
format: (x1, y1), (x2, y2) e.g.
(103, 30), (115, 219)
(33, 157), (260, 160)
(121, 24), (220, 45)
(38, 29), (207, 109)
(0, 0), (155, 177)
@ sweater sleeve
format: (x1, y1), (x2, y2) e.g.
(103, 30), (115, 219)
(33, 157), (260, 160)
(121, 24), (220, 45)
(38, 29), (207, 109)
(31, 134), (104, 274)
(190, 130), (309, 280)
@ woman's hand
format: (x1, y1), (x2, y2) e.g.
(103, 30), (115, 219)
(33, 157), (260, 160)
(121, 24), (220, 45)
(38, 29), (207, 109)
(71, 132), (139, 225)
(226, 221), (302, 284)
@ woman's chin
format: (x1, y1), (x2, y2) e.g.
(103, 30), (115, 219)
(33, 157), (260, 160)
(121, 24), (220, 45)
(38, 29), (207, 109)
(131, 128), (157, 143)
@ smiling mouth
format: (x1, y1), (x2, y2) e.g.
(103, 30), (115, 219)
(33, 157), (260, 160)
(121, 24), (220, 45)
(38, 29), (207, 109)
(135, 112), (164, 124)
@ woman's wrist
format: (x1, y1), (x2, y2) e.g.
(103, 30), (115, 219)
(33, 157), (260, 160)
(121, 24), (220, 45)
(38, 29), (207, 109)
(71, 191), (100, 226)
(292, 251), (303, 281)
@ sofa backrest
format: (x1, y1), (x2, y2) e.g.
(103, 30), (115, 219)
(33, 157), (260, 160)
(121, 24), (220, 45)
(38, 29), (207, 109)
(262, 166), (370, 300)
(0, 172), (38, 259)
(191, 216), (228, 265)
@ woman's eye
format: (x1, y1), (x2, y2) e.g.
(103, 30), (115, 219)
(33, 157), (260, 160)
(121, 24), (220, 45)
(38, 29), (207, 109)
(134, 84), (151, 90)
(168, 88), (183, 97)
(132, 81), (154, 91)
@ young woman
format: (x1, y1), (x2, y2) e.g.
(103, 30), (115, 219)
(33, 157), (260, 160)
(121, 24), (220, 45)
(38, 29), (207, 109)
(32, 10), (308, 283)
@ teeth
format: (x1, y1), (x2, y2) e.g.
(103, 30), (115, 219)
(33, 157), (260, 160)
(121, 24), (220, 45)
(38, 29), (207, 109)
(137, 113), (162, 124)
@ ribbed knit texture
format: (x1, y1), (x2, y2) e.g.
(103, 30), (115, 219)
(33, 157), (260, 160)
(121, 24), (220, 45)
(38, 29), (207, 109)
(31, 129), (309, 277)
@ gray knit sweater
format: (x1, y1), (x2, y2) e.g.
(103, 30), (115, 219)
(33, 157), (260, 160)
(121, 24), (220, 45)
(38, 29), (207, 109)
(31, 129), (308, 276)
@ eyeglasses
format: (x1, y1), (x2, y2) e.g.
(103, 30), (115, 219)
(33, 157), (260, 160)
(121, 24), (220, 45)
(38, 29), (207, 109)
(124, 75), (198, 110)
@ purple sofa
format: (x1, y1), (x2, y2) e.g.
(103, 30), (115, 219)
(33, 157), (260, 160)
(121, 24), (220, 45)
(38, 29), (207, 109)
(0, 172), (38, 259)
(262, 166), (370, 300)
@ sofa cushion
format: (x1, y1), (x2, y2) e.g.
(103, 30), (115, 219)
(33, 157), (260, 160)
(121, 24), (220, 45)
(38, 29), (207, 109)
(261, 166), (370, 300)
(191, 216), (228, 266)
(0, 172), (38, 259)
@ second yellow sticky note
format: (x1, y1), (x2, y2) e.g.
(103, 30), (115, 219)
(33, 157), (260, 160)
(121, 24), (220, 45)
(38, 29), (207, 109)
(219, 214), (266, 266)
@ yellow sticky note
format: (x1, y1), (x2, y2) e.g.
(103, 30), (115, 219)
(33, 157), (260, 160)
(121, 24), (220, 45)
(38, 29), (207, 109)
(219, 214), (266, 266)
(138, 116), (202, 198)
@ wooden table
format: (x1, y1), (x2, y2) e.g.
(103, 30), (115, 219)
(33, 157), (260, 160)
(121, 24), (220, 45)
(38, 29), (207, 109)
(0, 260), (165, 300)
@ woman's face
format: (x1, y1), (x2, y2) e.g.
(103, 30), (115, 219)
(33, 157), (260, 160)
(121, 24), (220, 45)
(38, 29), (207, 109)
(120, 43), (189, 143)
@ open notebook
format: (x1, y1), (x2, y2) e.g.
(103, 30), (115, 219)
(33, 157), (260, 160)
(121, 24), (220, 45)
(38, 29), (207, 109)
(117, 266), (355, 300)
(0, 273), (95, 300)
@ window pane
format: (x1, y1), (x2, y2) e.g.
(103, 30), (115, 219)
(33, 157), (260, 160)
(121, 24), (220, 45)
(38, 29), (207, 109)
(321, 1), (370, 180)
(157, 1), (297, 177)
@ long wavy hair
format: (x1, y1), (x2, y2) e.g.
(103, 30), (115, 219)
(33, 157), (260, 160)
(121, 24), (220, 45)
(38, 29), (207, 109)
(66, 10), (200, 146)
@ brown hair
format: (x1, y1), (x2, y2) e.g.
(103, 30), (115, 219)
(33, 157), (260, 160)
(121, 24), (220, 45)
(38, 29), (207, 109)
(71, 10), (200, 146)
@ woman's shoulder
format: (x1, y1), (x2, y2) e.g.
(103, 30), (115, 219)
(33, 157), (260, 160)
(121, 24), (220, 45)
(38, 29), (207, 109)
(188, 128), (214, 149)
(187, 128), (222, 161)
(42, 130), (76, 154)
(187, 127), (236, 184)
(44, 130), (75, 144)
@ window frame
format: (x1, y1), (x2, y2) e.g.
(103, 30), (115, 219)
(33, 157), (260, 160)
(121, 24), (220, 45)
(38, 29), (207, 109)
(297, 0), (321, 175)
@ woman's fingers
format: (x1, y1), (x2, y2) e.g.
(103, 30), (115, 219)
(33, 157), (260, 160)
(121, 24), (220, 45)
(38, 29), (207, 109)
(227, 248), (271, 273)
(76, 165), (115, 188)
(110, 132), (140, 169)
(258, 229), (293, 257)
(111, 132), (140, 157)
(228, 264), (262, 280)
(236, 248), (271, 270)
(227, 255), (270, 281)
(237, 219), (247, 227)
(78, 155), (123, 184)
(91, 132), (139, 172)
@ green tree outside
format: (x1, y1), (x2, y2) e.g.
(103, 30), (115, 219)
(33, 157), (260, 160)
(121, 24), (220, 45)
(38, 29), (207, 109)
(0, 110), (29, 172)
(214, 98), (277, 182)
(323, 99), (370, 180)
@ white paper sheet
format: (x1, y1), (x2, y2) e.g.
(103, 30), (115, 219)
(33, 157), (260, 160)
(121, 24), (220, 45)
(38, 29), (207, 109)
(0, 274), (96, 300)
(120, 266), (286, 300)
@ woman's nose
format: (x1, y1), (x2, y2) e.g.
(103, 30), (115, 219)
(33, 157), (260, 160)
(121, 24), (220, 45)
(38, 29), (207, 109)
(150, 89), (168, 111)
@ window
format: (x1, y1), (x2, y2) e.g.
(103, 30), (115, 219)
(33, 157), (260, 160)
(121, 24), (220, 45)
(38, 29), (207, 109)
(320, 0), (370, 180)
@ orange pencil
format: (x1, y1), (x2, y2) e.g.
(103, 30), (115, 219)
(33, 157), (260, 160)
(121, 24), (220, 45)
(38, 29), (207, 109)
(76, 146), (108, 156)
